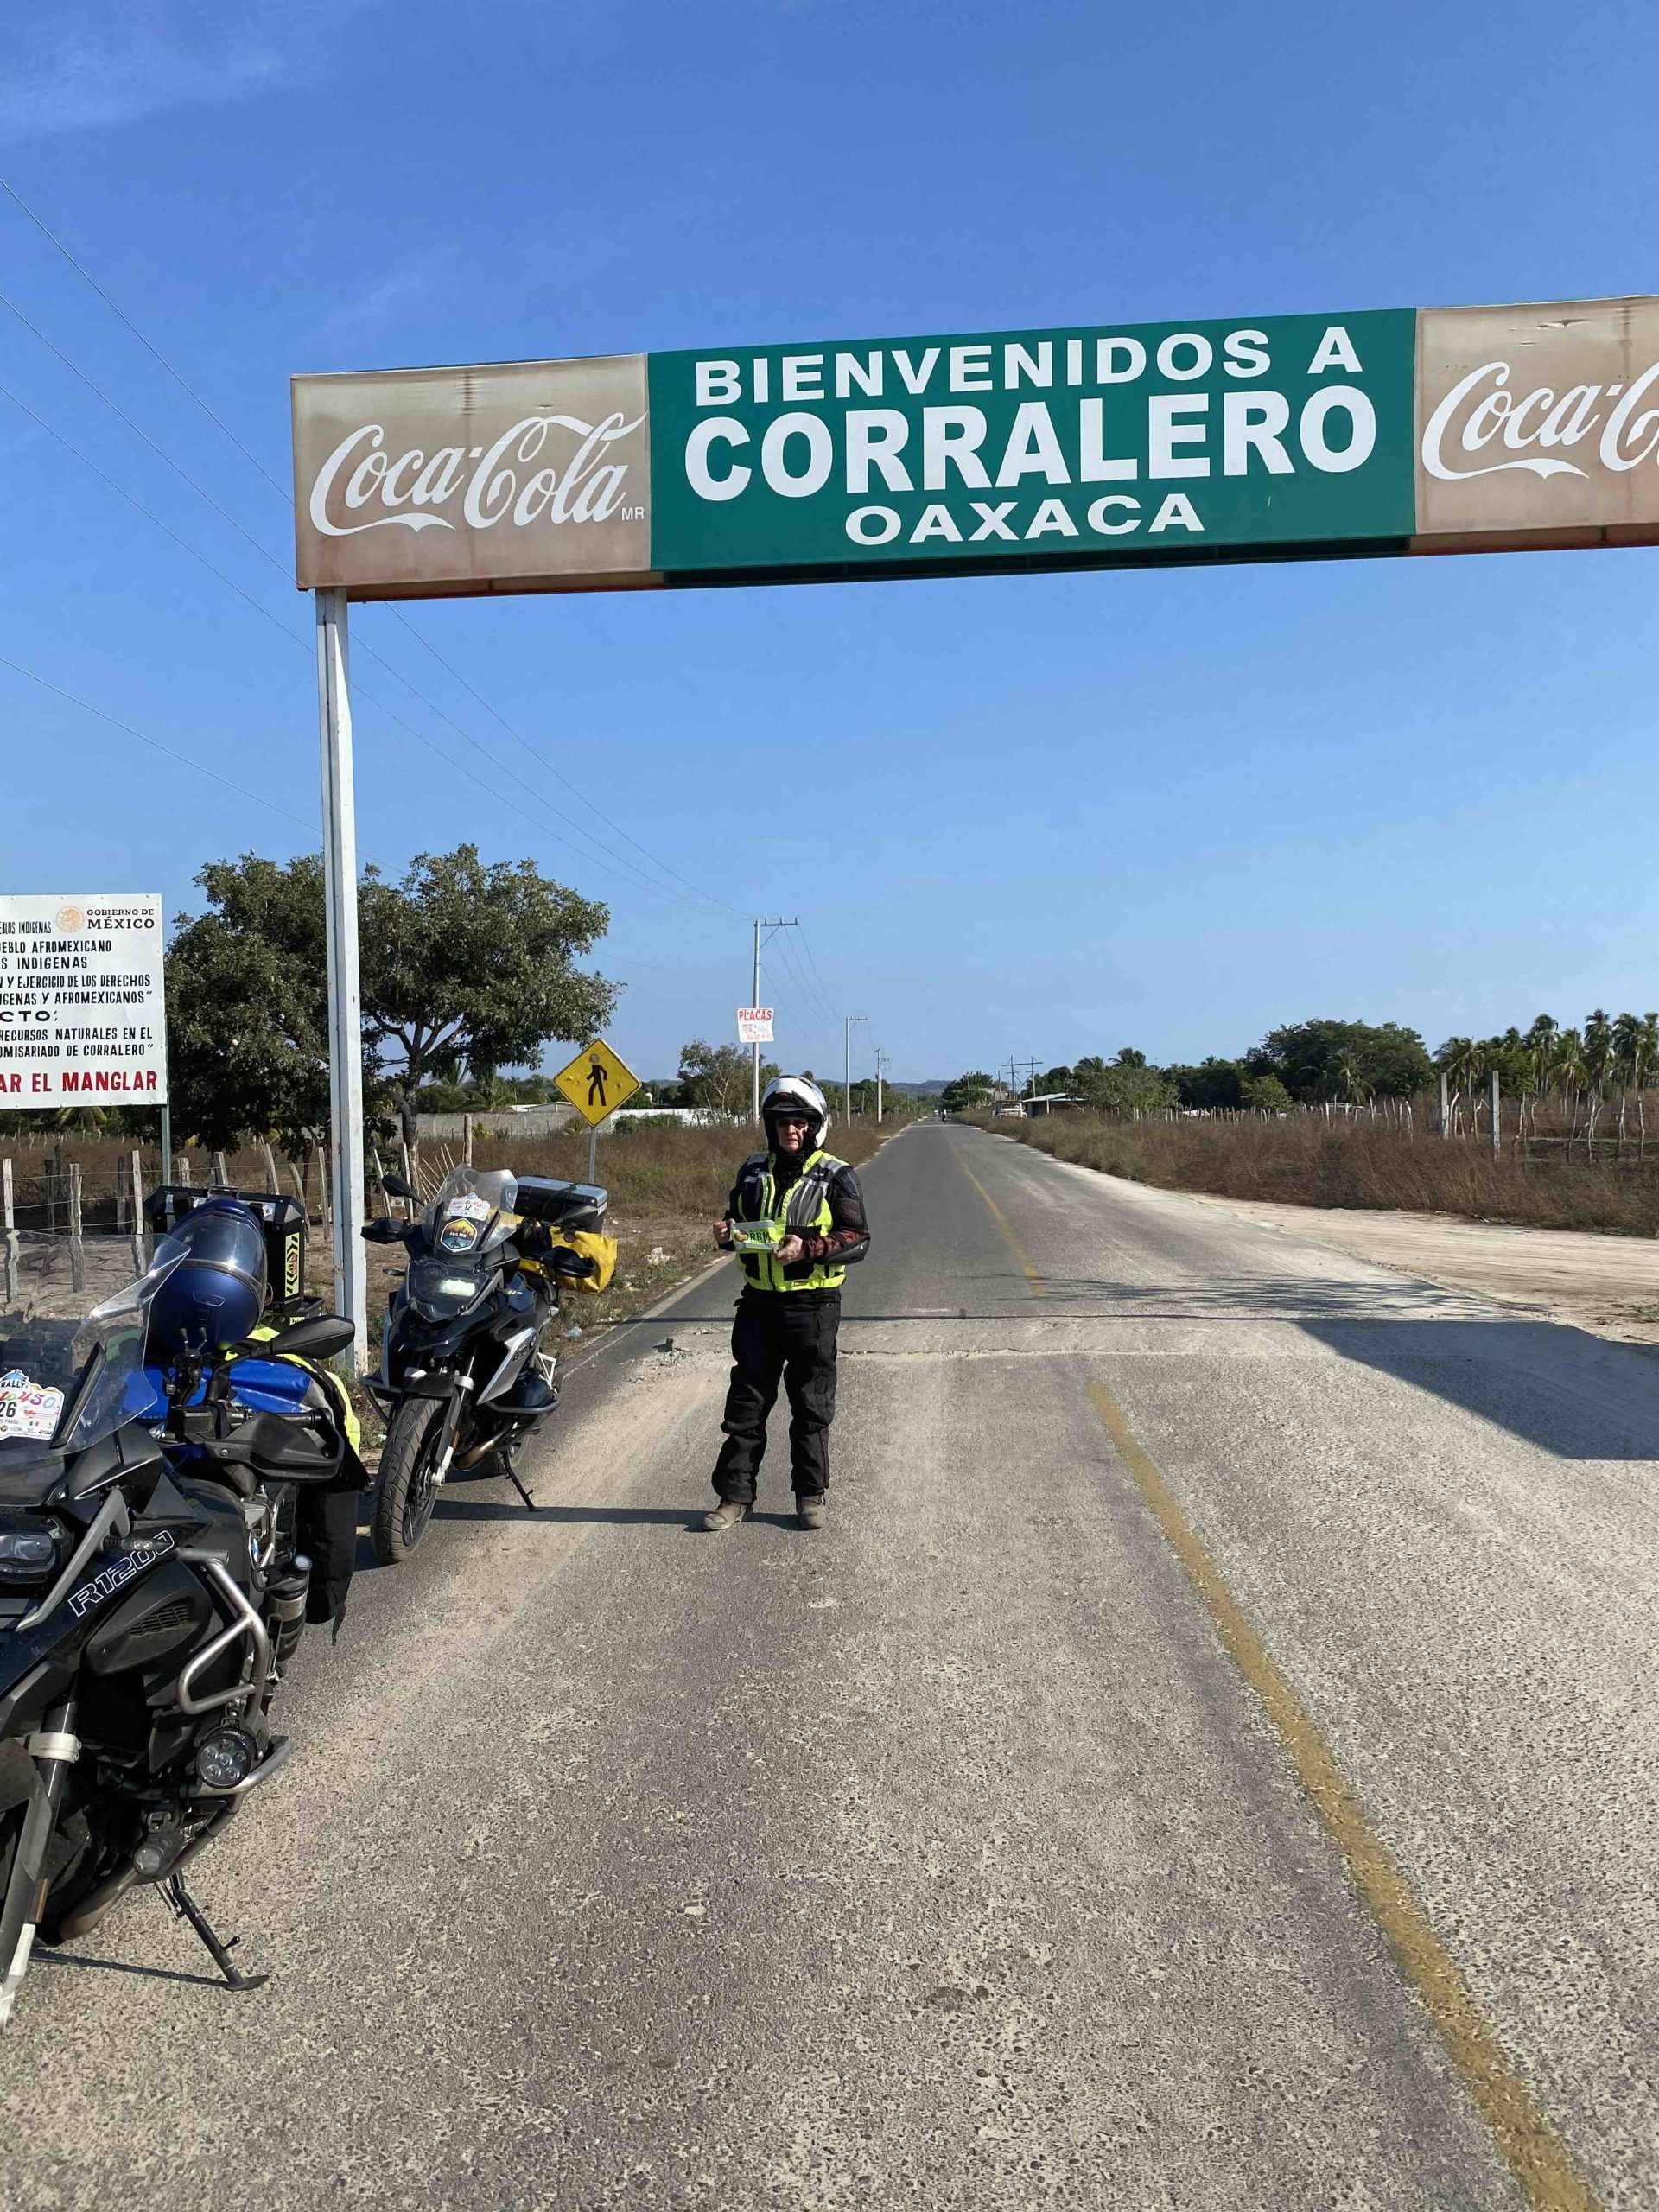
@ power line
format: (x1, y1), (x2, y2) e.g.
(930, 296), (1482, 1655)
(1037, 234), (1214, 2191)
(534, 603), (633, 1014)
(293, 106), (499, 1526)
(0, 378), (318, 654)
(797, 926), (839, 1021)
(0, 172), (742, 922)
(0, 172), (292, 499)
(0, 284), (294, 575)
(383, 612), (747, 918)
(0, 380), (738, 911)
(0, 300), (722, 916)
(0, 654), (311, 828)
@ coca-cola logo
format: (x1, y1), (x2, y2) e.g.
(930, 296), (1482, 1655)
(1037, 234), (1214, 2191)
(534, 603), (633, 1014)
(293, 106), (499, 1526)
(307, 410), (645, 538)
(1421, 358), (1659, 482)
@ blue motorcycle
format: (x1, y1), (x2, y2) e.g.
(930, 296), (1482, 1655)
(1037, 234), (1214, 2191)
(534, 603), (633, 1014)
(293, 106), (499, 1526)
(0, 1193), (357, 2027)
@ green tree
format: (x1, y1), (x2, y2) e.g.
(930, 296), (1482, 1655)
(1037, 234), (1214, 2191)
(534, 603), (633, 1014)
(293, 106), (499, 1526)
(362, 847), (614, 1147)
(1075, 1055), (1178, 1118)
(1239, 1072), (1292, 1113)
(1169, 1058), (1245, 1110)
(678, 1039), (777, 1120)
(168, 847), (615, 1152)
(167, 855), (339, 1154)
(1254, 1019), (1432, 1103)
(942, 1071), (997, 1110)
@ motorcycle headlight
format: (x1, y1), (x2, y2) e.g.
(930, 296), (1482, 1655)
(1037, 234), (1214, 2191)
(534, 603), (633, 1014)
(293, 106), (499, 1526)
(0, 1519), (63, 1589)
(407, 1258), (486, 1322)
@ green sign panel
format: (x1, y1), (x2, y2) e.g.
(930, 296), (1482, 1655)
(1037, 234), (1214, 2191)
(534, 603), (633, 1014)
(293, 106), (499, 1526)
(291, 296), (1659, 599)
(647, 309), (1417, 581)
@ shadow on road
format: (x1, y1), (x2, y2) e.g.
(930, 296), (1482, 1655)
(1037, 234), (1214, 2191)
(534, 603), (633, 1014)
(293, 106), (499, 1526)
(1297, 1316), (1659, 1461)
(34, 1948), (226, 1991)
(431, 1498), (693, 1525)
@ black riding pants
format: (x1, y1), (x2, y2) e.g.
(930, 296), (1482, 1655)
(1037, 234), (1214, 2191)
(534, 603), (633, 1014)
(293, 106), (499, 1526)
(713, 1289), (840, 1502)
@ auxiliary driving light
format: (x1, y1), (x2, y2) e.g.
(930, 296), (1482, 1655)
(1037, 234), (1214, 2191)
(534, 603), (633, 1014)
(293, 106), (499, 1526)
(194, 1724), (260, 1791)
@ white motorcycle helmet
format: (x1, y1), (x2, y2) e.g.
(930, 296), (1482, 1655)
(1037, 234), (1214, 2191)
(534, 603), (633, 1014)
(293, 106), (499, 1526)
(761, 1074), (831, 1153)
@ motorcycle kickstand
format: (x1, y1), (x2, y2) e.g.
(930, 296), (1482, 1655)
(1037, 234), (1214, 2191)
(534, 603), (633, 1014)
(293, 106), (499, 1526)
(499, 1442), (537, 1512)
(162, 1872), (269, 1993)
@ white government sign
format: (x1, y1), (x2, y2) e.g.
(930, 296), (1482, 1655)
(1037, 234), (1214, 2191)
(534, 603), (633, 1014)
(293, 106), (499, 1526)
(0, 895), (168, 1107)
(737, 1006), (774, 1044)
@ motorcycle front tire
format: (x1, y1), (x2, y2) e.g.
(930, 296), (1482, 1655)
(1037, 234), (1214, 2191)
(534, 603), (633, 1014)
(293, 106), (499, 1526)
(371, 1397), (447, 1563)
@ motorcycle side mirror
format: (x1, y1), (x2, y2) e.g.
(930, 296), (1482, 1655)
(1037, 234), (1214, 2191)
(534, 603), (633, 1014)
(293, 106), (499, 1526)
(381, 1173), (417, 1200)
(263, 1313), (356, 1362)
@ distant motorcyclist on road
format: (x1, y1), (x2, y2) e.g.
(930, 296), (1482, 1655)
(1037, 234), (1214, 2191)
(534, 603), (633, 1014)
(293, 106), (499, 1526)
(703, 1076), (869, 1533)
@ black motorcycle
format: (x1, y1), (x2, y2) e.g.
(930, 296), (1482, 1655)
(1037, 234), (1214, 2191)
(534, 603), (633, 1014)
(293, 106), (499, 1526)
(0, 1230), (353, 2026)
(362, 1165), (609, 1561)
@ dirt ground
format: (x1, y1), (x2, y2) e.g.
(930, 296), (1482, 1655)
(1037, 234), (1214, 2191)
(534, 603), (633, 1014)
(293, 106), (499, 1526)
(1169, 1187), (1659, 1346)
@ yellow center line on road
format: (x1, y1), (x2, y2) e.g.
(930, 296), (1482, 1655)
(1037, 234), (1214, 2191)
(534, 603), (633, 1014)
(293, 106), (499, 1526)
(1083, 1380), (1599, 2212)
(955, 1150), (1048, 1297)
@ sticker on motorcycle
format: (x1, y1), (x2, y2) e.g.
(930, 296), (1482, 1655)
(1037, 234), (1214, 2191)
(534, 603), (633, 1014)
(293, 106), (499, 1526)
(447, 1194), (492, 1223)
(0, 1368), (63, 1441)
(66, 1528), (176, 1618)
(438, 1217), (480, 1253)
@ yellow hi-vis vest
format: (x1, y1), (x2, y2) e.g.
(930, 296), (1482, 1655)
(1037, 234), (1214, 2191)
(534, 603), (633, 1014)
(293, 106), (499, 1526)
(734, 1148), (848, 1294)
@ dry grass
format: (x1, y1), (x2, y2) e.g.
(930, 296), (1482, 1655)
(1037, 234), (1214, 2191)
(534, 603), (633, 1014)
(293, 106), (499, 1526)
(980, 1112), (1659, 1236)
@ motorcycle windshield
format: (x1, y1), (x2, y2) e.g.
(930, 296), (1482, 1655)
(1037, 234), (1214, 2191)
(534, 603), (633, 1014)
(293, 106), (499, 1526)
(423, 1165), (519, 1258)
(0, 1243), (185, 1472)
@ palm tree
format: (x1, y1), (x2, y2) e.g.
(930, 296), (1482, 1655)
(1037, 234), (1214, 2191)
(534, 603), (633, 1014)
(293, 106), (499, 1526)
(1630, 1014), (1659, 1157)
(1612, 1013), (1643, 1156)
(1522, 1014), (1559, 1138)
(1583, 1009), (1613, 1158)
(1550, 1028), (1586, 1152)
(1437, 1037), (1480, 1137)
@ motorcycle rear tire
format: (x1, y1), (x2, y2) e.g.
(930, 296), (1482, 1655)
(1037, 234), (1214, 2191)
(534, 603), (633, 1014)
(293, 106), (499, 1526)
(371, 1398), (445, 1564)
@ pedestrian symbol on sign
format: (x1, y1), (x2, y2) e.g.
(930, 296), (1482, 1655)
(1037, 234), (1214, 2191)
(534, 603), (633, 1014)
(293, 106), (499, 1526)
(552, 1038), (641, 1130)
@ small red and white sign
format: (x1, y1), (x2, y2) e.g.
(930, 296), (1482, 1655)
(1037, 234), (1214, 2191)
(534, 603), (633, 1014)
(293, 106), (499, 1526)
(737, 1007), (774, 1045)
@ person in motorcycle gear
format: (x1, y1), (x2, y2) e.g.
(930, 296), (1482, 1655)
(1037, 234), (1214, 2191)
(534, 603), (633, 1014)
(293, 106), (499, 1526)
(703, 1076), (869, 1533)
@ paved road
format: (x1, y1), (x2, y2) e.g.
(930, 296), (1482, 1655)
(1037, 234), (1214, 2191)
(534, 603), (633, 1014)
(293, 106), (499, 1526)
(3, 1123), (1655, 2209)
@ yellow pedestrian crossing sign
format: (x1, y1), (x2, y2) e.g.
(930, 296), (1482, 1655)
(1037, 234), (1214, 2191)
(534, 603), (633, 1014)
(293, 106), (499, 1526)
(552, 1039), (641, 1128)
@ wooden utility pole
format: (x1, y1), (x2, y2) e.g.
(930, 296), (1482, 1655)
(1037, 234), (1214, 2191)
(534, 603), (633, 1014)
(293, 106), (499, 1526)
(67, 1164), (84, 1294)
(129, 1148), (147, 1274)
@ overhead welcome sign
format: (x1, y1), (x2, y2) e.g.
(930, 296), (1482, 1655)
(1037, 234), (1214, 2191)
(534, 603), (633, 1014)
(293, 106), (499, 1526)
(292, 296), (1659, 597)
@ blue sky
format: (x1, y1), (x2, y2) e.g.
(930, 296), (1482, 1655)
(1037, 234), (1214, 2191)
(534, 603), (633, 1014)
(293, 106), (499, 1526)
(3, 0), (1657, 1084)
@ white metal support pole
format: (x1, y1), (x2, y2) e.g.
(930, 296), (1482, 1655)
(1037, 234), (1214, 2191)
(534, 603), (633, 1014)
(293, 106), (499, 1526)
(316, 588), (367, 1367)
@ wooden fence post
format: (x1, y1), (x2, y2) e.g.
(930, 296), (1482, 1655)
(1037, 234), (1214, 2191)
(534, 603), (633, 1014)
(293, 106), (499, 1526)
(463, 1113), (474, 1166)
(129, 1148), (147, 1274)
(2, 1160), (16, 1308)
(1491, 1070), (1501, 1160)
(261, 1141), (281, 1198)
(177, 1154), (192, 1186)
(1437, 1071), (1449, 1140)
(67, 1163), (84, 1294)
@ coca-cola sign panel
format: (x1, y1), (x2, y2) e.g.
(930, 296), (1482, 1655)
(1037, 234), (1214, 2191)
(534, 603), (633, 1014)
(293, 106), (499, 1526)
(1414, 298), (1659, 549)
(290, 298), (1659, 598)
(292, 354), (651, 596)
